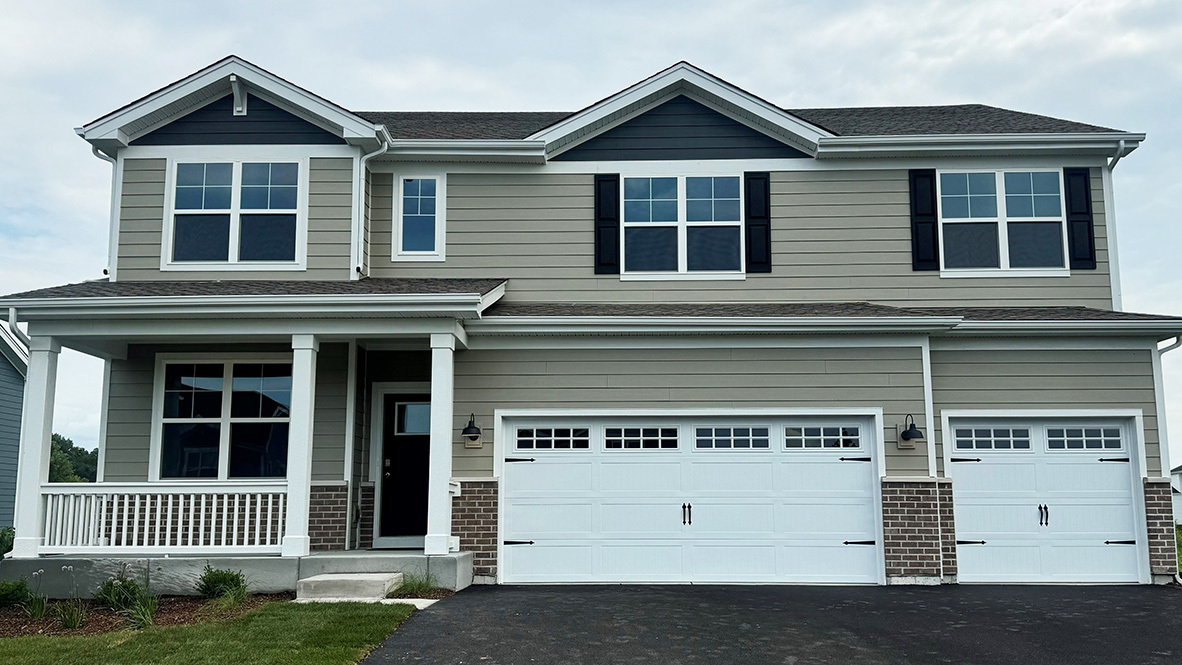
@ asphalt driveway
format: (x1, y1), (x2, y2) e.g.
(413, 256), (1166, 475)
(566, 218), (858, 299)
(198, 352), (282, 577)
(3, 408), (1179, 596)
(364, 584), (1182, 665)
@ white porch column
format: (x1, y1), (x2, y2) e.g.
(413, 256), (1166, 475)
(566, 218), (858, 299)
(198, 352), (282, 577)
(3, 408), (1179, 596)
(281, 334), (318, 557)
(11, 337), (60, 558)
(425, 333), (455, 556)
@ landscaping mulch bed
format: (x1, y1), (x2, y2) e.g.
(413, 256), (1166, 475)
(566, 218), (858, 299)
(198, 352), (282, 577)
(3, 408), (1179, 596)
(0, 593), (294, 638)
(389, 588), (454, 600)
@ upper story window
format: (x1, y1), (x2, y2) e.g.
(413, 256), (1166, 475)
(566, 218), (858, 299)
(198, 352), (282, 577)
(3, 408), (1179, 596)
(167, 160), (305, 270)
(621, 175), (743, 278)
(937, 170), (1067, 276)
(393, 175), (446, 261)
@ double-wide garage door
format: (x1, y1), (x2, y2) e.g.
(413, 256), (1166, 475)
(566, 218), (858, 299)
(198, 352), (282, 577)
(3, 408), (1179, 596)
(501, 416), (881, 584)
(948, 420), (1142, 583)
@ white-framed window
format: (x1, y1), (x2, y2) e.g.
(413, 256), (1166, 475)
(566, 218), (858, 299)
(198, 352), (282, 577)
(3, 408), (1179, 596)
(784, 425), (862, 449)
(605, 426), (679, 450)
(620, 175), (745, 279)
(936, 169), (1069, 277)
(515, 427), (591, 450)
(393, 174), (446, 261)
(151, 356), (293, 480)
(164, 158), (308, 270)
(1046, 426), (1122, 451)
(953, 426), (1032, 451)
(694, 426), (770, 449)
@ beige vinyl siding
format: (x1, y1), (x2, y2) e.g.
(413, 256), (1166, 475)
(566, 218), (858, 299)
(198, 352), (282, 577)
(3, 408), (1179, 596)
(101, 343), (350, 482)
(368, 172), (394, 264)
(449, 345), (930, 477)
(930, 346), (1160, 475)
(368, 169), (1111, 308)
(116, 157), (354, 281)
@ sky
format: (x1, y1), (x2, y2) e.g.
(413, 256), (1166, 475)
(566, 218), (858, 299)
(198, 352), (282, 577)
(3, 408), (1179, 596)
(1, 0), (1181, 464)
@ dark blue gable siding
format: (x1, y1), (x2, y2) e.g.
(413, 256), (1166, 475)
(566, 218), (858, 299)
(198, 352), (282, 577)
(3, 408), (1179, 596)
(131, 94), (346, 145)
(0, 357), (22, 528)
(553, 95), (808, 161)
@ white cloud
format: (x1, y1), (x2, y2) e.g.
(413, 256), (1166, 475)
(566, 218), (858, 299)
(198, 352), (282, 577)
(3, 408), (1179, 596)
(2, 0), (1182, 460)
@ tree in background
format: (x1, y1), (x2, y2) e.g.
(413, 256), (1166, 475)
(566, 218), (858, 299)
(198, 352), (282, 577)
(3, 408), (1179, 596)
(48, 434), (98, 483)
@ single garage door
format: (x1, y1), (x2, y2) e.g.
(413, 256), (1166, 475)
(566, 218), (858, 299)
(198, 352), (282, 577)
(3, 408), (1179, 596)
(500, 416), (882, 584)
(948, 421), (1143, 583)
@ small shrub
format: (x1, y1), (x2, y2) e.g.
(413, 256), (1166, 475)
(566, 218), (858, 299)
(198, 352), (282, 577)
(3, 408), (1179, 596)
(195, 564), (248, 600)
(0, 526), (13, 556)
(23, 569), (47, 619)
(0, 579), (31, 608)
(125, 592), (159, 629)
(54, 598), (87, 629)
(396, 572), (440, 597)
(95, 568), (143, 612)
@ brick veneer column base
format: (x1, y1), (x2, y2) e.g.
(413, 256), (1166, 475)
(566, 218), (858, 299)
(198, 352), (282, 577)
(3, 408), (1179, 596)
(1144, 478), (1178, 579)
(357, 484), (374, 550)
(937, 479), (957, 581)
(309, 484), (348, 552)
(882, 479), (946, 584)
(452, 479), (498, 579)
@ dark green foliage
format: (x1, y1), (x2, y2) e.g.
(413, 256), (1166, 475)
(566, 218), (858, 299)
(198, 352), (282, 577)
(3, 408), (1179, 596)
(48, 434), (98, 483)
(0, 526), (13, 557)
(95, 571), (143, 612)
(194, 564), (248, 600)
(0, 579), (31, 607)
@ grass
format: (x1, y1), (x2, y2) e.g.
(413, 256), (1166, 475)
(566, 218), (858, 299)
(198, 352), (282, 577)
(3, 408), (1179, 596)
(395, 572), (439, 597)
(0, 601), (413, 665)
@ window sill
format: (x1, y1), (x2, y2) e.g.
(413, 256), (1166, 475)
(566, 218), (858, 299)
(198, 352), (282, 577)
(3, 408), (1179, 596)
(619, 272), (747, 282)
(391, 254), (446, 263)
(161, 262), (306, 272)
(939, 269), (1070, 279)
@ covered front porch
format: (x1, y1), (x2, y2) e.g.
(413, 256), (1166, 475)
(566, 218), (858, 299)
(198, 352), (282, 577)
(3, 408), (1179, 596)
(1, 278), (505, 570)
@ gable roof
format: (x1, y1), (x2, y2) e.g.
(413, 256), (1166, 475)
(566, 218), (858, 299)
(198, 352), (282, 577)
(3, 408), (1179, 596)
(79, 55), (381, 155)
(0, 325), (27, 377)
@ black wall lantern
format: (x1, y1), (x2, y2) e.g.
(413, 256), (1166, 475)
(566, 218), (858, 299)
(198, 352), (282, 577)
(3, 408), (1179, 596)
(900, 414), (924, 441)
(461, 414), (483, 448)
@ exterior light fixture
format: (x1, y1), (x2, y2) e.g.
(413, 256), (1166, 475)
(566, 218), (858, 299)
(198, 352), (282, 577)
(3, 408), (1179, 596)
(900, 414), (924, 441)
(462, 414), (483, 448)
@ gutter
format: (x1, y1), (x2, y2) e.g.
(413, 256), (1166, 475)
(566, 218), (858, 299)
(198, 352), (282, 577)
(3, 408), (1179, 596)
(816, 132), (1145, 158)
(383, 139), (548, 163)
(351, 125), (392, 280)
(949, 320), (1182, 336)
(467, 315), (965, 335)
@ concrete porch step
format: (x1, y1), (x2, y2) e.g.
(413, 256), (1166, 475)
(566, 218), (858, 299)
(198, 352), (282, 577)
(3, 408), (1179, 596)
(296, 572), (403, 600)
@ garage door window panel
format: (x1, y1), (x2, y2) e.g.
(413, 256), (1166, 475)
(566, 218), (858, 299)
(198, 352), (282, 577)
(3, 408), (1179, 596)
(954, 427), (1031, 450)
(785, 425), (861, 449)
(695, 426), (770, 449)
(1046, 427), (1122, 450)
(516, 427), (591, 450)
(606, 427), (678, 450)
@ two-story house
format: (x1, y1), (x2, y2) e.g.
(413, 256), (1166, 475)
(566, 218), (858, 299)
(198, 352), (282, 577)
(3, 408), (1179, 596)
(1, 56), (1178, 592)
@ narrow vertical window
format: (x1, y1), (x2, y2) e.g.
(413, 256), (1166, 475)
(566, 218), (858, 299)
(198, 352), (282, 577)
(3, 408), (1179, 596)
(394, 175), (446, 260)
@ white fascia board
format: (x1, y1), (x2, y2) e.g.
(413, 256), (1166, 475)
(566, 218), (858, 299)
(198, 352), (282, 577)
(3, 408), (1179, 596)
(525, 62), (832, 150)
(3, 293), (489, 321)
(947, 320), (1182, 337)
(816, 132), (1145, 159)
(381, 140), (547, 163)
(466, 315), (963, 335)
(477, 282), (508, 313)
(81, 56), (377, 148)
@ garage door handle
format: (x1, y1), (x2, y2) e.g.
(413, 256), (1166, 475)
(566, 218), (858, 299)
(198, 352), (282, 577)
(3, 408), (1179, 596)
(503, 540), (535, 545)
(682, 503), (687, 525)
(687, 503), (692, 525)
(1038, 504), (1046, 526)
(1104, 540), (1136, 545)
(950, 457), (982, 463)
(1044, 505), (1049, 526)
(504, 457), (536, 463)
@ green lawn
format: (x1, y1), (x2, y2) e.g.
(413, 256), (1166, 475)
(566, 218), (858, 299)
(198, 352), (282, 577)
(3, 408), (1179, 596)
(0, 601), (413, 665)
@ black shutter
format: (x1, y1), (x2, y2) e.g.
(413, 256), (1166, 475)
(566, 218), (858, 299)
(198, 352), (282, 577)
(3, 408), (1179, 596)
(1063, 167), (1096, 270)
(909, 169), (939, 271)
(744, 172), (771, 273)
(594, 174), (620, 274)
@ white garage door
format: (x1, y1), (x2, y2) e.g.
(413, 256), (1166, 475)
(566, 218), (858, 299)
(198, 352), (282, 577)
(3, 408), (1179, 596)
(500, 416), (882, 584)
(948, 421), (1143, 583)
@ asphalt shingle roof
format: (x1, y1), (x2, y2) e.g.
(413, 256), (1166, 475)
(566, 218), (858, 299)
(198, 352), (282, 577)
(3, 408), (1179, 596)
(1, 278), (507, 300)
(354, 104), (1119, 141)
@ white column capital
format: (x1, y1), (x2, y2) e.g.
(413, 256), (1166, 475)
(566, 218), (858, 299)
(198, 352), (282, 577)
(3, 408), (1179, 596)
(430, 333), (456, 351)
(27, 336), (61, 354)
(292, 334), (319, 352)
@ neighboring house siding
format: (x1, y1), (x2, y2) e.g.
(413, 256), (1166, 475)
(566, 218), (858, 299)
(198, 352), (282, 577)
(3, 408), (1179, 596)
(552, 95), (809, 161)
(930, 346), (1160, 475)
(116, 157), (354, 281)
(130, 95), (345, 146)
(450, 345), (930, 477)
(102, 343), (349, 483)
(0, 358), (23, 528)
(369, 168), (1112, 308)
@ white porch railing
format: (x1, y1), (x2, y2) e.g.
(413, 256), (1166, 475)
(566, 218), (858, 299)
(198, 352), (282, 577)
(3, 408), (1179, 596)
(39, 482), (288, 555)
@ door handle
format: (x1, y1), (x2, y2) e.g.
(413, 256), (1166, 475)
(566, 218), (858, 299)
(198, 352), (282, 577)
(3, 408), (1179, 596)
(682, 503), (687, 525)
(1038, 504), (1045, 526)
(384, 471), (391, 479)
(687, 503), (692, 525)
(1044, 505), (1049, 527)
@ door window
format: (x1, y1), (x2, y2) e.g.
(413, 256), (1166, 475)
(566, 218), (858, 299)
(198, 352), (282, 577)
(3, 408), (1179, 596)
(395, 403), (430, 434)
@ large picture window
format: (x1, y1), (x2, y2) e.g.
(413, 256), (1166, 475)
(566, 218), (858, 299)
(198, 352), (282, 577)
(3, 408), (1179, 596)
(937, 170), (1067, 274)
(621, 175), (743, 276)
(168, 160), (303, 268)
(156, 359), (292, 480)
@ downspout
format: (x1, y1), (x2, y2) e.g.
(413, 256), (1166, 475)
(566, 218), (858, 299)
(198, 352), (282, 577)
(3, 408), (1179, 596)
(351, 126), (392, 279)
(1109, 139), (1128, 171)
(7, 307), (31, 349)
(80, 135), (120, 279)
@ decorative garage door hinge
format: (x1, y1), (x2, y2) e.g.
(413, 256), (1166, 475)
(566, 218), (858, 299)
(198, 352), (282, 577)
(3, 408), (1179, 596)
(950, 457), (982, 462)
(1097, 457), (1130, 462)
(503, 540), (535, 545)
(504, 458), (536, 463)
(842, 540), (876, 545)
(1104, 540), (1136, 545)
(839, 457), (872, 462)
(956, 540), (987, 545)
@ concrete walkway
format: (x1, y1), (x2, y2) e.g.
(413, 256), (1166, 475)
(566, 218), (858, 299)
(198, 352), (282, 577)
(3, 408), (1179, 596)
(364, 584), (1182, 665)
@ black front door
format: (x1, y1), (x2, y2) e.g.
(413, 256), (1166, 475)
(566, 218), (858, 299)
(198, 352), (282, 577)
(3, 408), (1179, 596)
(379, 394), (430, 543)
